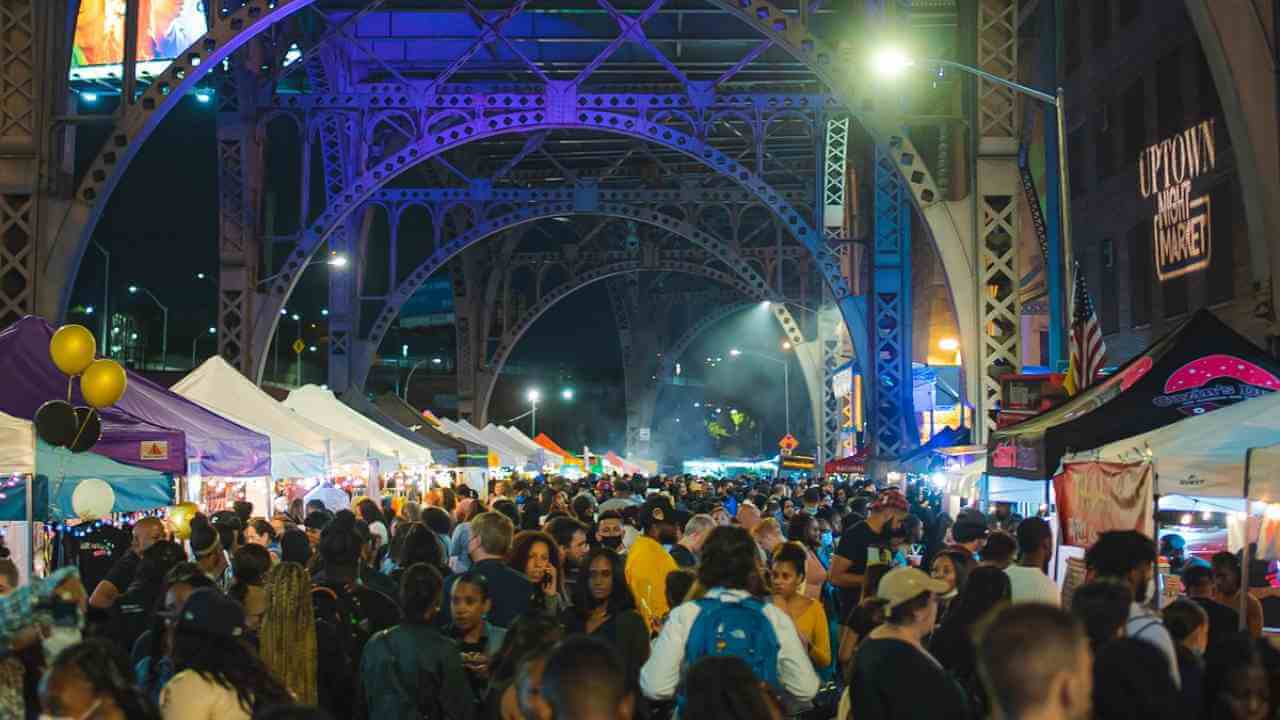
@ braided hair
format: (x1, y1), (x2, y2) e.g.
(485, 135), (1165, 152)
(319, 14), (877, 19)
(258, 561), (318, 706)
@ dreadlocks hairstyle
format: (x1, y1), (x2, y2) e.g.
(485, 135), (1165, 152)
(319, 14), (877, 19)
(258, 561), (318, 706)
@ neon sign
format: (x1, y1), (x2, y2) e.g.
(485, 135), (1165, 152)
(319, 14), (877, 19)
(1138, 119), (1216, 281)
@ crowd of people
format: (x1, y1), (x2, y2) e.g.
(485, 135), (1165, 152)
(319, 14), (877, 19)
(0, 472), (1278, 719)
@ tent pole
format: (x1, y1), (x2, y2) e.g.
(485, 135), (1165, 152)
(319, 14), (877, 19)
(1242, 498), (1252, 631)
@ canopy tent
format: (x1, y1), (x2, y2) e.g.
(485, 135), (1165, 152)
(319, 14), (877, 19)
(498, 426), (549, 467)
(479, 424), (536, 468)
(1060, 390), (1280, 502)
(604, 451), (643, 475)
(0, 317), (268, 476)
(434, 418), (497, 460)
(990, 310), (1280, 480)
(373, 394), (487, 467)
(824, 449), (868, 475)
(898, 426), (973, 473)
(282, 386), (421, 468)
(534, 433), (582, 466)
(0, 411), (173, 521)
(340, 391), (447, 465)
(173, 358), (332, 478)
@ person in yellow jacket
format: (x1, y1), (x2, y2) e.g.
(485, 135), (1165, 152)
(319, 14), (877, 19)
(625, 494), (680, 633)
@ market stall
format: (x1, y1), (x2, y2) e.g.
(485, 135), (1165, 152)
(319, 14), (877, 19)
(374, 393), (486, 469)
(533, 433), (582, 467)
(990, 310), (1280, 481)
(473, 423), (533, 469)
(498, 426), (549, 469)
(284, 385), (429, 497)
(342, 391), (469, 493)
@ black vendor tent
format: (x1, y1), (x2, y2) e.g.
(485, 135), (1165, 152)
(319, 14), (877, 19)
(375, 393), (490, 468)
(989, 310), (1280, 479)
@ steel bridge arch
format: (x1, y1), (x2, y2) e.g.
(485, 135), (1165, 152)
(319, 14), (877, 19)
(352, 198), (807, 390)
(263, 111), (849, 382)
(45, 0), (957, 364)
(475, 260), (771, 424)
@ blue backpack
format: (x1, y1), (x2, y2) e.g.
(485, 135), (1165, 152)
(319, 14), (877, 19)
(680, 596), (781, 703)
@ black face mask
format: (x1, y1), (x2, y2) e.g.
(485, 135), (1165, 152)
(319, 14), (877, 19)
(601, 536), (623, 550)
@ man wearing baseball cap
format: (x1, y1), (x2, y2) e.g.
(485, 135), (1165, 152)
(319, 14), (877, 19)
(842, 567), (968, 719)
(830, 488), (909, 612)
(625, 494), (680, 632)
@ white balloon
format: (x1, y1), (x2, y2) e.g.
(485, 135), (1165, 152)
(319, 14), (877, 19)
(71, 478), (115, 520)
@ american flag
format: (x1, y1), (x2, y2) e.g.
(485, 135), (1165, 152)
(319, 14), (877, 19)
(1064, 263), (1106, 396)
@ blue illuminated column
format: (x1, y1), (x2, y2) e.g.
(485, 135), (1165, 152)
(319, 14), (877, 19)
(870, 146), (917, 457)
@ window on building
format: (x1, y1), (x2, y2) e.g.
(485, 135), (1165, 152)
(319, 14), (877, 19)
(1069, 125), (1088, 197)
(1157, 48), (1184, 140)
(1065, 10), (1081, 73)
(1130, 221), (1152, 326)
(1123, 79), (1146, 160)
(1100, 239), (1118, 333)
(1207, 179), (1237, 305)
(1117, 0), (1141, 25)
(1095, 104), (1116, 179)
(1092, 0), (1111, 50)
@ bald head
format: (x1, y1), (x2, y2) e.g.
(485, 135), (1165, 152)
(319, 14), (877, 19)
(133, 517), (165, 554)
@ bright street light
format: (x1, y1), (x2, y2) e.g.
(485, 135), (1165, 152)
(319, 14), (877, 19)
(527, 389), (541, 404)
(561, 388), (574, 401)
(870, 47), (914, 78)
(84, 306), (94, 315)
(328, 254), (348, 268)
(321, 308), (329, 316)
(729, 348), (742, 356)
(291, 313), (300, 322)
(127, 285), (138, 294)
(431, 357), (442, 365)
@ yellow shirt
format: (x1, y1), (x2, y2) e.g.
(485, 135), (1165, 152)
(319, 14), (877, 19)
(625, 535), (678, 632)
(778, 596), (831, 669)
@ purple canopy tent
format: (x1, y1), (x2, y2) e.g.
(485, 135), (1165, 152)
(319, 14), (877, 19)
(0, 317), (270, 477)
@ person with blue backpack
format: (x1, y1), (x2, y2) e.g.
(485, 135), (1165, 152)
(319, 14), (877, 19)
(638, 525), (820, 709)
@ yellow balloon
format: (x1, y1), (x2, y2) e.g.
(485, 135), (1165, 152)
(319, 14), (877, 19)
(50, 325), (97, 376)
(168, 501), (199, 540)
(80, 359), (127, 409)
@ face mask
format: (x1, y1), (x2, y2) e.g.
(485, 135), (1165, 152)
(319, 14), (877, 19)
(601, 536), (622, 550)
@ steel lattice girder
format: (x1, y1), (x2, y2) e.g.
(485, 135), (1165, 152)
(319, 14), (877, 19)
(870, 145), (916, 456)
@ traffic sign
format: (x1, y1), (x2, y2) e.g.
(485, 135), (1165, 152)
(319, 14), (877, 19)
(292, 339), (305, 355)
(779, 433), (798, 455)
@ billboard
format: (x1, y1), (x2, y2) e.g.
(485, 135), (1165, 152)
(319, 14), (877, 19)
(71, 0), (207, 73)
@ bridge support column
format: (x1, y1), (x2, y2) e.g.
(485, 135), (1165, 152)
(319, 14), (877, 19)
(216, 68), (264, 375)
(3, 1), (73, 327)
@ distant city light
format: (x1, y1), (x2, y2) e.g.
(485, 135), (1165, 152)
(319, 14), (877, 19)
(432, 357), (442, 364)
(309, 346), (317, 352)
(321, 308), (329, 316)
(130, 332), (138, 340)
(291, 314), (300, 321)
(729, 348), (741, 356)
(401, 344), (409, 358)
(195, 91), (212, 103)
(561, 388), (574, 401)
(281, 308), (288, 316)
(207, 327), (216, 334)
(127, 285), (138, 294)
(196, 272), (206, 280)
(83, 306), (94, 315)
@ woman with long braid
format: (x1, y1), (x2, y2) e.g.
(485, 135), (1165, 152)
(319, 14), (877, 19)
(258, 562), (318, 706)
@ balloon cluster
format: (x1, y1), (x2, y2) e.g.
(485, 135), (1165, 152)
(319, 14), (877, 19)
(35, 325), (128, 453)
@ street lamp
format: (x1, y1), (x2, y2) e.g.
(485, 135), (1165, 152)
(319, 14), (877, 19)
(561, 388), (574, 401)
(403, 358), (430, 402)
(872, 48), (1075, 366)
(191, 326), (215, 368)
(257, 252), (349, 287)
(526, 389), (542, 436)
(728, 347), (792, 437)
(128, 285), (168, 371)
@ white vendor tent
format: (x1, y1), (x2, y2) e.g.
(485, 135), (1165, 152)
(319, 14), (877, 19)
(1060, 390), (1280, 502)
(500, 426), (548, 465)
(284, 385), (431, 467)
(173, 358), (332, 478)
(0, 409), (33, 475)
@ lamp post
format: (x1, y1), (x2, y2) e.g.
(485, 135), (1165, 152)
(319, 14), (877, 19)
(191, 326), (216, 368)
(128, 285), (168, 371)
(728, 347), (791, 437)
(292, 313), (303, 386)
(527, 389), (541, 436)
(90, 242), (109, 347)
(257, 252), (348, 286)
(872, 49), (1075, 367)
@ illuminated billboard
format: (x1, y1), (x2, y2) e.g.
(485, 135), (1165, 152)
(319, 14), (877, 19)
(71, 0), (207, 80)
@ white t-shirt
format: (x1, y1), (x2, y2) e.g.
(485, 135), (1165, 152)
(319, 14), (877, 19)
(1005, 565), (1061, 606)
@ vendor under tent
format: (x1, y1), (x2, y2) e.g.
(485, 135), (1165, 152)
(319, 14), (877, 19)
(374, 394), (489, 468)
(173, 358), (328, 478)
(824, 449), (867, 476)
(990, 309), (1280, 481)
(0, 317), (270, 476)
(1059, 389), (1280, 502)
(283, 385), (428, 468)
(0, 410), (174, 582)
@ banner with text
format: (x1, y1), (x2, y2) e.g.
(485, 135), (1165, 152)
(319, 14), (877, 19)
(1054, 462), (1154, 547)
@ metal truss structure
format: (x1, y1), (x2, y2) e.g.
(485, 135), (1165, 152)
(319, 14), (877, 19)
(3, 0), (1056, 470)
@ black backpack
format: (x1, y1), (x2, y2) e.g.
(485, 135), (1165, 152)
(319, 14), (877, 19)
(313, 584), (374, 714)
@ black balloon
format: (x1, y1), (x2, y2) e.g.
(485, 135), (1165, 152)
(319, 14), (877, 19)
(68, 407), (101, 453)
(34, 400), (76, 447)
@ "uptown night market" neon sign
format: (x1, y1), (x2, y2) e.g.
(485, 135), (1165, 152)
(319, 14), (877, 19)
(1138, 118), (1216, 281)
